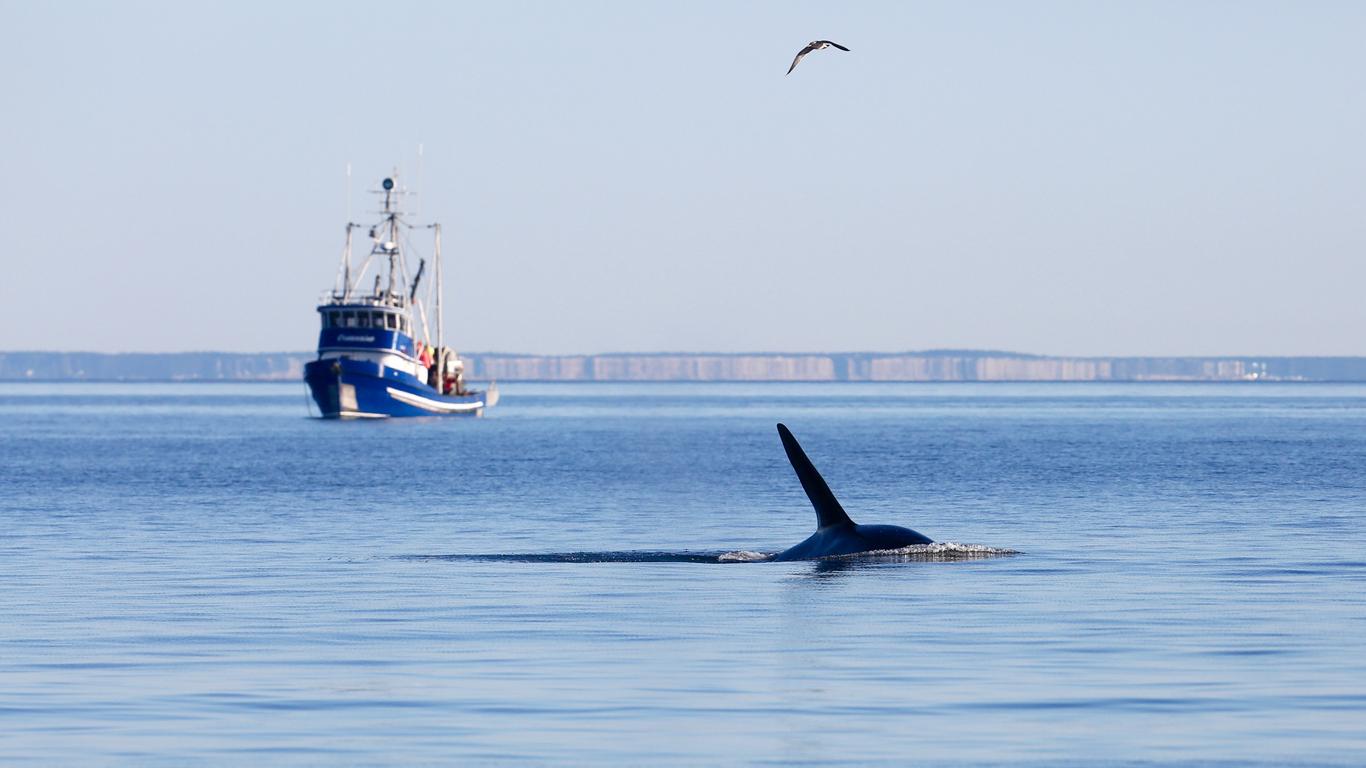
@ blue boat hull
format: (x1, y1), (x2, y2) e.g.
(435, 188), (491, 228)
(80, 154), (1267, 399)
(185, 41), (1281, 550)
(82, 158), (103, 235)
(304, 357), (487, 418)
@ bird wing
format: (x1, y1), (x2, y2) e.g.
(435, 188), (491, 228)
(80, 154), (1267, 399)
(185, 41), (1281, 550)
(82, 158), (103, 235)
(787, 43), (819, 75)
(820, 40), (850, 51)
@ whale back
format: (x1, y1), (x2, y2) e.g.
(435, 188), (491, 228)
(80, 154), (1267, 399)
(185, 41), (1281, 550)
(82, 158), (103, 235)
(777, 423), (854, 530)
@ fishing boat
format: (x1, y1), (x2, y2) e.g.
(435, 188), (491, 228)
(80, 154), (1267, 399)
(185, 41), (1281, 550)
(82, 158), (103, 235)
(304, 175), (497, 418)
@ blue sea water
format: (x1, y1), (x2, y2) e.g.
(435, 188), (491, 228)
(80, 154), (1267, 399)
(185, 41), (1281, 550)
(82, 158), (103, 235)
(2, 381), (1365, 765)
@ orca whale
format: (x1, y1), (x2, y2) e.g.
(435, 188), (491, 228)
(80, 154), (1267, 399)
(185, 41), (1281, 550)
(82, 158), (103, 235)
(773, 423), (933, 561)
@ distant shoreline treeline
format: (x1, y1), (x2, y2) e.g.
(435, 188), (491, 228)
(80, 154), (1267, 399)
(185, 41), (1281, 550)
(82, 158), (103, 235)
(5, 350), (1366, 382)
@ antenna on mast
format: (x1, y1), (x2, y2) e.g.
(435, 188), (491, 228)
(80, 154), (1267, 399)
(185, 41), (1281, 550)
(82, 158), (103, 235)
(416, 143), (424, 219)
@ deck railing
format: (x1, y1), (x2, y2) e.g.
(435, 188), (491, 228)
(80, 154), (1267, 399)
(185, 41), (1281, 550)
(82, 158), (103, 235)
(316, 292), (408, 309)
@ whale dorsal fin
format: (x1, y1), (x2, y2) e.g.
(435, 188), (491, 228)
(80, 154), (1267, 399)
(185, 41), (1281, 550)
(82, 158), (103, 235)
(777, 423), (855, 530)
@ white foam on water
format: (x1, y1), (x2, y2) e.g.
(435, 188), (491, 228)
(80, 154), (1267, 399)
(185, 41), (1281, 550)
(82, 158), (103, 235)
(821, 542), (1020, 561)
(718, 550), (773, 563)
(716, 543), (1018, 563)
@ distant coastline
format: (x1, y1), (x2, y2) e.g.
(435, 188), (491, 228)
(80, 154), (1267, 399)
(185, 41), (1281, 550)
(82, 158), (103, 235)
(5, 350), (1366, 382)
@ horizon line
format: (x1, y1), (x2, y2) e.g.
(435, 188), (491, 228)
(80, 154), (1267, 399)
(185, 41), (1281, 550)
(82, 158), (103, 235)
(6, 349), (1366, 360)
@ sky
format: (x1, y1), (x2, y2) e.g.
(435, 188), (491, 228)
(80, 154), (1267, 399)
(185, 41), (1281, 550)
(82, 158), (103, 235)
(2, 1), (1364, 356)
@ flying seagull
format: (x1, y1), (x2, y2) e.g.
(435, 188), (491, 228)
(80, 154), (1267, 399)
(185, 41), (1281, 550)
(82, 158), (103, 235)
(786, 40), (850, 75)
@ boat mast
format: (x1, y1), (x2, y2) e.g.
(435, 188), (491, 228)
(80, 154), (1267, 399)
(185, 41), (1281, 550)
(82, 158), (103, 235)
(336, 163), (356, 300)
(383, 177), (398, 302)
(335, 223), (357, 300)
(433, 223), (443, 351)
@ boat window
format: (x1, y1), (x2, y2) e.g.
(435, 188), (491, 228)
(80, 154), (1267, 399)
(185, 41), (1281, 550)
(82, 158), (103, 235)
(372, 311), (386, 329)
(342, 311), (356, 328)
(358, 313), (371, 328)
(330, 311), (342, 328)
(319, 312), (330, 329)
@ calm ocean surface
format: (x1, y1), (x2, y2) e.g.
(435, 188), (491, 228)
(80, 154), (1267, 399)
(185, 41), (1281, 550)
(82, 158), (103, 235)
(2, 381), (1365, 765)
